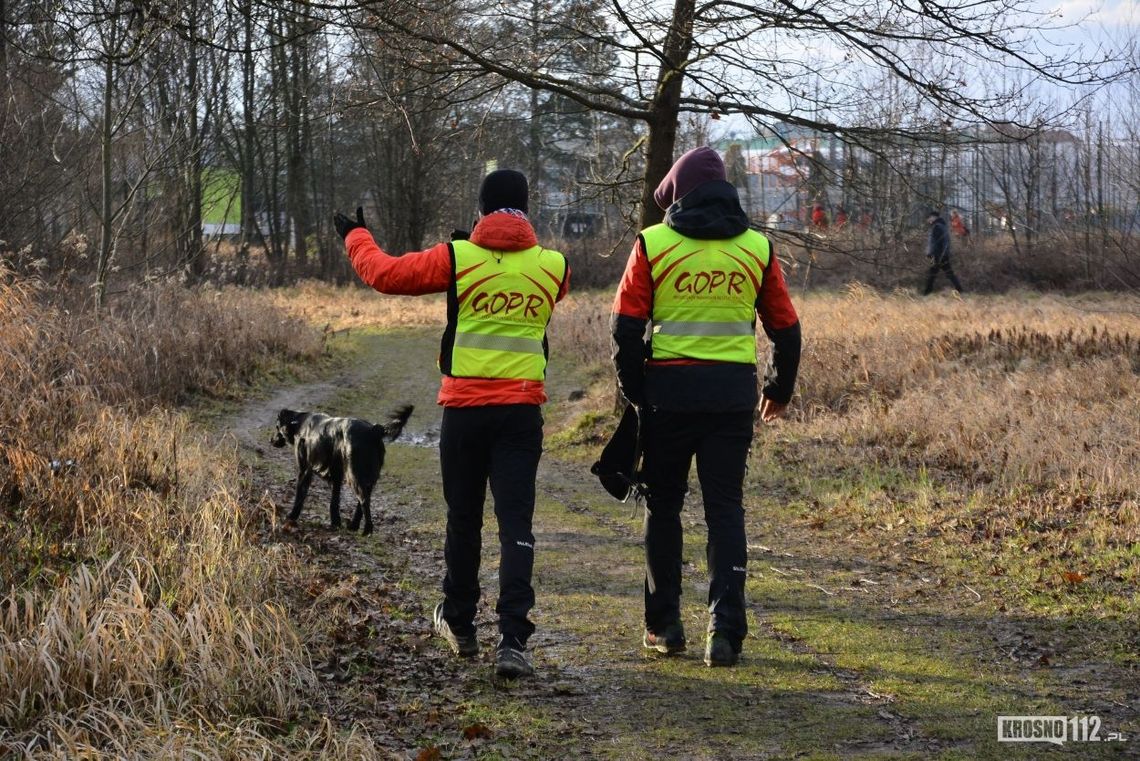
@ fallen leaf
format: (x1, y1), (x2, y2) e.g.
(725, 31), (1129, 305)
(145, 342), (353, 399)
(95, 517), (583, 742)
(415, 747), (441, 761)
(1062, 571), (1085, 584)
(463, 723), (493, 741)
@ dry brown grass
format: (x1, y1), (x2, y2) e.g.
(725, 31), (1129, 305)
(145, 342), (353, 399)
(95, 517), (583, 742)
(0, 274), (324, 563)
(268, 280), (445, 332)
(25, 715), (381, 760)
(269, 281), (618, 348)
(794, 285), (1140, 499)
(548, 286), (1139, 494)
(548, 290), (615, 370)
(0, 270), (390, 757)
(777, 228), (1140, 293)
(543, 285), (1140, 593)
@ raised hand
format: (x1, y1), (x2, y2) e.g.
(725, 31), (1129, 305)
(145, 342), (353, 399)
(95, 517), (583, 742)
(333, 206), (367, 240)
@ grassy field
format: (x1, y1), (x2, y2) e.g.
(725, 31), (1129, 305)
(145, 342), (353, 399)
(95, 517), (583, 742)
(0, 273), (380, 757)
(1, 272), (1136, 758)
(551, 285), (1139, 610)
(261, 283), (1137, 758)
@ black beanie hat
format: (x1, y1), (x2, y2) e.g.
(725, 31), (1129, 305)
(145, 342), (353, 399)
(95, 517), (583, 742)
(478, 169), (529, 215)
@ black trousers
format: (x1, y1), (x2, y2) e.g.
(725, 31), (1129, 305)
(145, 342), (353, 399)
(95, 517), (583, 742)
(641, 408), (754, 647)
(923, 255), (963, 294)
(438, 404), (543, 649)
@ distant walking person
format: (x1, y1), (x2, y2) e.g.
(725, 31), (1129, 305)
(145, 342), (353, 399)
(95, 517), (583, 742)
(611, 147), (801, 667)
(810, 201), (828, 230)
(335, 169), (569, 680)
(923, 209), (964, 295)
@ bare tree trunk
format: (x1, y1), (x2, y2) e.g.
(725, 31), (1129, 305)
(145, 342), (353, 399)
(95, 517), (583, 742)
(1082, 112), (1093, 277)
(95, 50), (115, 311)
(264, 9), (287, 283)
(184, 5), (206, 282)
(640, 123), (674, 227)
(285, 4), (310, 273)
(528, 0), (542, 228)
(1097, 120), (1107, 266)
(638, 0), (695, 228)
(0, 0), (7, 87)
(238, 0), (256, 279)
(1022, 131), (1039, 256)
(318, 95), (337, 279)
(529, 85), (542, 224)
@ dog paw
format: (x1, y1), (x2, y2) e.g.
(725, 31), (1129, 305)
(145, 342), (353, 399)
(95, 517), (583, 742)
(361, 524), (374, 537)
(283, 520), (299, 534)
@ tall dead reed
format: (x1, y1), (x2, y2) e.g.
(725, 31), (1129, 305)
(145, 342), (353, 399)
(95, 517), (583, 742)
(544, 285), (1139, 508)
(269, 280), (445, 332)
(795, 285), (1140, 501)
(0, 270), (385, 756)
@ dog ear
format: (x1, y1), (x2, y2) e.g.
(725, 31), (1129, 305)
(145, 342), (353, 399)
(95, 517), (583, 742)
(285, 413), (303, 438)
(277, 409), (303, 439)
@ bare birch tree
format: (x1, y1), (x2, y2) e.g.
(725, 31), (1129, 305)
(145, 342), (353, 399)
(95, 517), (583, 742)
(349, 0), (1122, 227)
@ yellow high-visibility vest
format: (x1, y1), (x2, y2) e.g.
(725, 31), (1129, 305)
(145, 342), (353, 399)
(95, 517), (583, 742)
(443, 240), (567, 381)
(642, 223), (769, 364)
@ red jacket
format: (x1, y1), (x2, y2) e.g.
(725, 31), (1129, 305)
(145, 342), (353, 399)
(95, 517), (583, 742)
(347, 213), (570, 407)
(612, 235), (799, 336)
(811, 205), (828, 229)
(611, 228), (801, 409)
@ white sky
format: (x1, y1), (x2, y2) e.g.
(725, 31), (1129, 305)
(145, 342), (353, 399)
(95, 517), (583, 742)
(1047, 0), (1138, 27)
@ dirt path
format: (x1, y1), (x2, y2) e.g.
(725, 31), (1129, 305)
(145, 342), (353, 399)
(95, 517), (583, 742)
(224, 329), (1136, 760)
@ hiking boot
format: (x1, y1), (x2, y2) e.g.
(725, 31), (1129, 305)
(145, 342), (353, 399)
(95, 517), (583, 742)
(643, 621), (687, 655)
(433, 602), (478, 658)
(494, 644), (535, 679)
(703, 633), (740, 667)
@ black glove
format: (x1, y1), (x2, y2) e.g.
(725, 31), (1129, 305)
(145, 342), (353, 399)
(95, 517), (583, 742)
(333, 206), (367, 240)
(449, 229), (470, 241)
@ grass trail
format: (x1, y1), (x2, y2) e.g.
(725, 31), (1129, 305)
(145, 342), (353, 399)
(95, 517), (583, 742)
(230, 325), (1136, 760)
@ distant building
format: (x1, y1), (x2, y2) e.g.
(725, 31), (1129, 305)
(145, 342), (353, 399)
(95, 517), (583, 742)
(201, 168), (242, 238)
(713, 123), (1135, 237)
(716, 128), (838, 228)
(202, 222), (241, 237)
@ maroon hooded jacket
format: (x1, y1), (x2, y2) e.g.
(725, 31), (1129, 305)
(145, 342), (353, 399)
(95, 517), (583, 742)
(611, 146), (801, 410)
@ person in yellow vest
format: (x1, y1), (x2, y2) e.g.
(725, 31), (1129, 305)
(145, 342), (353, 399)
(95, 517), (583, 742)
(611, 147), (801, 667)
(335, 169), (569, 679)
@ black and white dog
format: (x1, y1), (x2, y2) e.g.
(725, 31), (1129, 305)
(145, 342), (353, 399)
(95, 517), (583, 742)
(271, 405), (413, 536)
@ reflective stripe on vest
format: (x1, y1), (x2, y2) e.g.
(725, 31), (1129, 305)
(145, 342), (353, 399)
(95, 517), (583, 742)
(446, 240), (566, 381)
(642, 223), (770, 364)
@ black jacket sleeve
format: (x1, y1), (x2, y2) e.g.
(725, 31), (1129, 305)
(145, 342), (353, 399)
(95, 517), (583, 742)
(761, 320), (801, 405)
(611, 313), (648, 406)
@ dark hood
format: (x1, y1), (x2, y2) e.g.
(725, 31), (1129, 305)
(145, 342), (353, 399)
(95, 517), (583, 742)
(654, 146), (727, 210)
(663, 180), (750, 240)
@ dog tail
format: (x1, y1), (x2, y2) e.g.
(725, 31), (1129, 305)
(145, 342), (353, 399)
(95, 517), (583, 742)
(376, 404), (414, 442)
